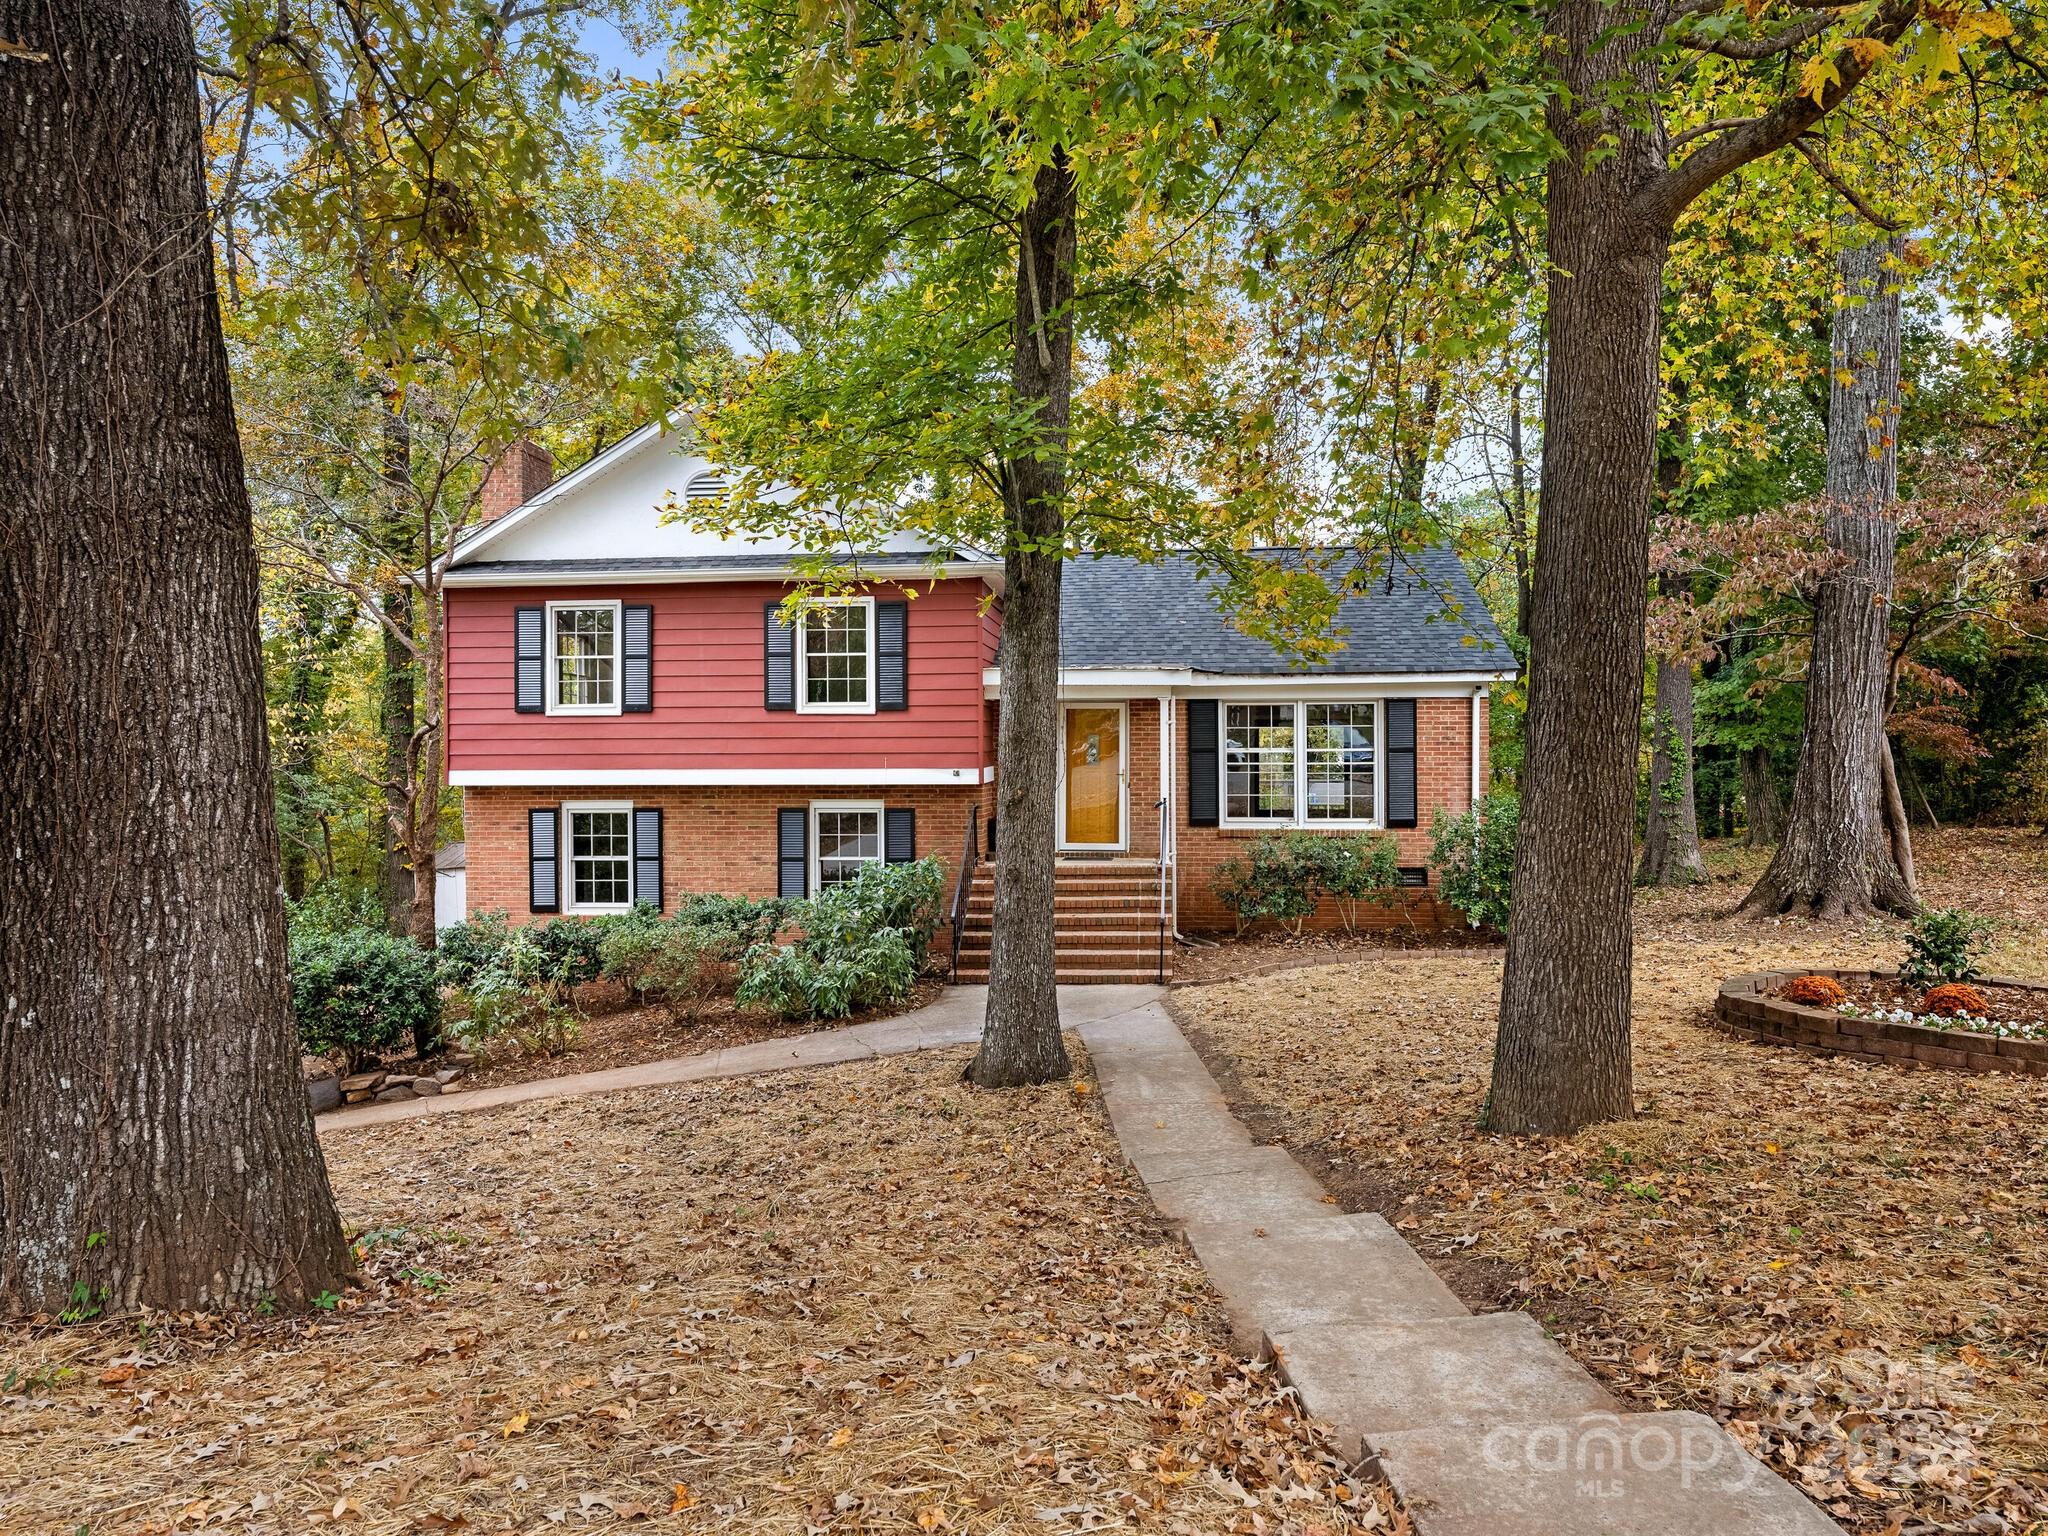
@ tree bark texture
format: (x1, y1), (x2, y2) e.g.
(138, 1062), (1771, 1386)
(968, 157), (1076, 1090)
(1488, 0), (1669, 1135)
(1741, 744), (1787, 845)
(1743, 236), (1917, 918)
(0, 0), (353, 1314)
(379, 404), (419, 935)
(1638, 654), (1708, 885)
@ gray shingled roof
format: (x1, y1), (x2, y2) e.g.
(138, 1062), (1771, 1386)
(1053, 546), (1512, 675)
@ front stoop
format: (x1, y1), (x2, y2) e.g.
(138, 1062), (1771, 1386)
(955, 859), (1174, 984)
(1074, 1002), (1845, 1536)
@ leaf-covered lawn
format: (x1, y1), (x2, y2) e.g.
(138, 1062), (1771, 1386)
(1175, 828), (2048, 1536)
(2, 1047), (1397, 1536)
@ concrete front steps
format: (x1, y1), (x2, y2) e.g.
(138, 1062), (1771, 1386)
(955, 859), (1173, 984)
(1076, 1003), (1843, 1536)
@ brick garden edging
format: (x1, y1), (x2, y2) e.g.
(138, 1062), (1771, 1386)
(1716, 968), (2048, 1076)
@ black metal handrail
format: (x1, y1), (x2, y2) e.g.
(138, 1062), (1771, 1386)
(948, 804), (981, 982)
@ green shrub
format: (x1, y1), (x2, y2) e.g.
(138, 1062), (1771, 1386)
(670, 893), (789, 955)
(290, 925), (442, 1070)
(1901, 906), (1991, 986)
(1429, 790), (1519, 933)
(436, 909), (513, 989)
(458, 946), (580, 1059)
(733, 859), (940, 1021)
(603, 918), (730, 1017)
(1212, 835), (1319, 935)
(804, 859), (944, 965)
(738, 926), (917, 1021)
(526, 916), (609, 989)
(1293, 830), (1402, 933)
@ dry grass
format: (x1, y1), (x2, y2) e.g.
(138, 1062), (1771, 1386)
(2, 1045), (1398, 1536)
(1175, 828), (2048, 1536)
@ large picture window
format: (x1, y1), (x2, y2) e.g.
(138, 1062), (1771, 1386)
(812, 803), (883, 889)
(565, 804), (632, 912)
(1222, 700), (1381, 827)
(548, 601), (621, 714)
(798, 599), (875, 713)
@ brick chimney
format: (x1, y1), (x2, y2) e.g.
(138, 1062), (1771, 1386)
(479, 439), (554, 523)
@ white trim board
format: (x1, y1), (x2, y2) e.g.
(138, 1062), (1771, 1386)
(444, 559), (1004, 589)
(452, 766), (994, 788)
(984, 666), (1514, 698)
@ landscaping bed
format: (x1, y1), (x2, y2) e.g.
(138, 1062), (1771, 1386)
(1720, 968), (2048, 1076)
(1170, 829), (2048, 1536)
(2, 1046), (1399, 1536)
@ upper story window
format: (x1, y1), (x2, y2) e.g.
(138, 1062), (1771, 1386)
(548, 600), (621, 715)
(1224, 700), (1380, 827)
(797, 597), (875, 714)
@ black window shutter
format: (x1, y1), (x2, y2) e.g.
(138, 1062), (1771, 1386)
(528, 807), (559, 912)
(515, 607), (545, 713)
(633, 806), (663, 910)
(1386, 698), (1418, 828)
(622, 604), (654, 713)
(1187, 700), (1219, 827)
(876, 601), (909, 711)
(764, 604), (795, 710)
(777, 808), (808, 898)
(884, 806), (915, 864)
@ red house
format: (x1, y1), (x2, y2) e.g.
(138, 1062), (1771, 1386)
(445, 427), (1515, 980)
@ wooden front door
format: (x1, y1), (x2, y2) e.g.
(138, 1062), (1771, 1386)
(1063, 706), (1124, 847)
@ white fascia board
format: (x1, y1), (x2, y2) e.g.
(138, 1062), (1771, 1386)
(981, 665), (1516, 698)
(445, 559), (1004, 589)
(448, 421), (675, 567)
(452, 766), (992, 788)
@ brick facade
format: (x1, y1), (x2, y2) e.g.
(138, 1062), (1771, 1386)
(463, 782), (986, 922)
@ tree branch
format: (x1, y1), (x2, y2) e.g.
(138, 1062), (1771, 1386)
(1791, 133), (1905, 230)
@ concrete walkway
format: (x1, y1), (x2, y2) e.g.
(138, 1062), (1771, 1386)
(1076, 1001), (1842, 1536)
(320, 985), (1168, 1134)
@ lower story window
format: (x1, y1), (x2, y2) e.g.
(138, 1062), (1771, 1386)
(1223, 700), (1381, 827)
(566, 806), (632, 911)
(813, 804), (883, 889)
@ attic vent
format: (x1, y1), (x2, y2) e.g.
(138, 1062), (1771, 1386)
(685, 469), (729, 501)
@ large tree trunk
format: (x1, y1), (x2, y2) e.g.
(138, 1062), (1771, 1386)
(968, 157), (1076, 1090)
(379, 403), (418, 935)
(1741, 744), (1787, 845)
(0, 0), (352, 1314)
(1742, 236), (1917, 918)
(1488, 0), (1668, 1136)
(1638, 653), (1708, 885)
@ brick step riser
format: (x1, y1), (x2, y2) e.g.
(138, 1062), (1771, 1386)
(955, 972), (1171, 985)
(971, 882), (1164, 899)
(956, 938), (1168, 956)
(959, 908), (1165, 927)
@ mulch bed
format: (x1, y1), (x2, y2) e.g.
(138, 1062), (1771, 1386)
(3, 1046), (1403, 1536)
(1172, 827), (2048, 1536)
(328, 975), (951, 1102)
(1831, 975), (2048, 1034)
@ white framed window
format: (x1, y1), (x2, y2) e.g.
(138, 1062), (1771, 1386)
(796, 598), (876, 714)
(1223, 700), (1381, 828)
(811, 801), (883, 890)
(564, 802), (633, 912)
(547, 600), (622, 715)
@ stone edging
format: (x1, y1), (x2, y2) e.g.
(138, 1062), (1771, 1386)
(1715, 968), (2048, 1076)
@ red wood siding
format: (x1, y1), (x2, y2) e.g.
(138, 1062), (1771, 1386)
(447, 578), (995, 775)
